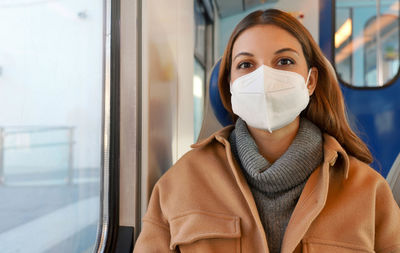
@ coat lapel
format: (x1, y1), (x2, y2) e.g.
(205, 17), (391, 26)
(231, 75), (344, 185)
(281, 133), (349, 253)
(215, 134), (270, 252)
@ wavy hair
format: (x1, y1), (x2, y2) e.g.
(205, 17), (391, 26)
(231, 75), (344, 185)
(218, 9), (373, 164)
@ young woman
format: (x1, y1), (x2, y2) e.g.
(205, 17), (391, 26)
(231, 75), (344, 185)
(134, 9), (400, 253)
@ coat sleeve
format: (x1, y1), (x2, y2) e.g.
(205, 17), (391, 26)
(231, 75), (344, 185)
(374, 178), (400, 253)
(133, 184), (175, 253)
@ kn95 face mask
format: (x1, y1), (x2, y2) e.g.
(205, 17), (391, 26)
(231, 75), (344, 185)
(230, 64), (312, 133)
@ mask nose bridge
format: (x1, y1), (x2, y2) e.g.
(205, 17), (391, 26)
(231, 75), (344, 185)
(261, 65), (288, 85)
(263, 67), (297, 92)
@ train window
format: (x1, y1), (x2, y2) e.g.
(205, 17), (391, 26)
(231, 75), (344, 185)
(195, 2), (207, 65)
(0, 0), (105, 252)
(194, 59), (206, 140)
(194, 0), (213, 141)
(335, 0), (400, 87)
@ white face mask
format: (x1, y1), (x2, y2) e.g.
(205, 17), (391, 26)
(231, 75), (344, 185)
(230, 65), (312, 133)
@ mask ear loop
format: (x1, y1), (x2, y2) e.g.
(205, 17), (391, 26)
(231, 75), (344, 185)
(305, 68), (312, 87)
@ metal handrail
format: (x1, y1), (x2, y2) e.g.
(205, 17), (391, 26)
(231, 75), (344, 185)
(0, 126), (74, 185)
(2, 126), (73, 135)
(4, 142), (73, 150)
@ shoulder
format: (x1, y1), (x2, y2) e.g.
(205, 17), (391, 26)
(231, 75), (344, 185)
(323, 133), (387, 191)
(347, 156), (388, 189)
(345, 158), (400, 250)
(154, 126), (235, 194)
(338, 155), (396, 211)
(322, 133), (391, 202)
(158, 126), (235, 183)
(145, 126), (243, 219)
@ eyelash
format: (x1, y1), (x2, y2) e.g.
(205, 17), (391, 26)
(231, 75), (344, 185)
(237, 61), (253, 69)
(277, 58), (295, 66)
(236, 57), (296, 70)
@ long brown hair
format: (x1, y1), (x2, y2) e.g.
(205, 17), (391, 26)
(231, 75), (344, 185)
(218, 9), (373, 164)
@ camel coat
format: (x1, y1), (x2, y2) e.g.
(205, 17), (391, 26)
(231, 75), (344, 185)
(134, 126), (400, 253)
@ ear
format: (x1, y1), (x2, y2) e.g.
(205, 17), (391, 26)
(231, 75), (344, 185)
(307, 67), (318, 96)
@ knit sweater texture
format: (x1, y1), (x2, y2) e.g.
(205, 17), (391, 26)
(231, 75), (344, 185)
(229, 117), (323, 253)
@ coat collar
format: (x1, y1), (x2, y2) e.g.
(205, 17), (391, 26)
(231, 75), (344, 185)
(322, 134), (350, 179)
(191, 126), (350, 179)
(190, 125), (234, 148)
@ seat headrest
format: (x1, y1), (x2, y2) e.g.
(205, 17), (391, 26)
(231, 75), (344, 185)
(209, 59), (234, 126)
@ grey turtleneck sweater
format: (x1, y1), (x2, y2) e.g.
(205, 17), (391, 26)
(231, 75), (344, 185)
(229, 118), (323, 253)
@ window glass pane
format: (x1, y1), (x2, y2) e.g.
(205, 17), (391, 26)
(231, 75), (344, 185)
(194, 1), (206, 64)
(0, 0), (103, 252)
(193, 59), (205, 141)
(335, 0), (399, 87)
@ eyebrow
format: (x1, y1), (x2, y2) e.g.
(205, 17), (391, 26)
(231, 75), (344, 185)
(233, 52), (254, 61)
(233, 48), (299, 62)
(274, 47), (299, 55)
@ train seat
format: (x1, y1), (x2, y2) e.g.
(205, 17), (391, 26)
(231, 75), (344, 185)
(387, 153), (400, 206)
(208, 59), (233, 127)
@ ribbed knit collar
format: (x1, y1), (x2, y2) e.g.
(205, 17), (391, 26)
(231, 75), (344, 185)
(229, 117), (323, 194)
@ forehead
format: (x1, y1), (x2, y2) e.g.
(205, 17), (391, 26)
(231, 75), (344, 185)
(232, 24), (303, 57)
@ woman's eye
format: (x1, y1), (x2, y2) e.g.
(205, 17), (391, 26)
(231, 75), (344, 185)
(238, 62), (253, 69)
(277, 58), (294, 66)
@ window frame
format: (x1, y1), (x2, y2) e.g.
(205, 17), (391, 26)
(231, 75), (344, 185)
(332, 0), (400, 89)
(93, 0), (136, 252)
(193, 0), (214, 141)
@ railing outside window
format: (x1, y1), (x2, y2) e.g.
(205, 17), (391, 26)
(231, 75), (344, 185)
(335, 0), (400, 88)
(0, 127), (76, 185)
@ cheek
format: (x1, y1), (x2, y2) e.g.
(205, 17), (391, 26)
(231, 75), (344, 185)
(229, 71), (237, 84)
(230, 68), (247, 84)
(230, 66), (236, 82)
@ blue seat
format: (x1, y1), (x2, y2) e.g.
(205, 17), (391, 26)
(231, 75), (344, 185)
(208, 59), (233, 127)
